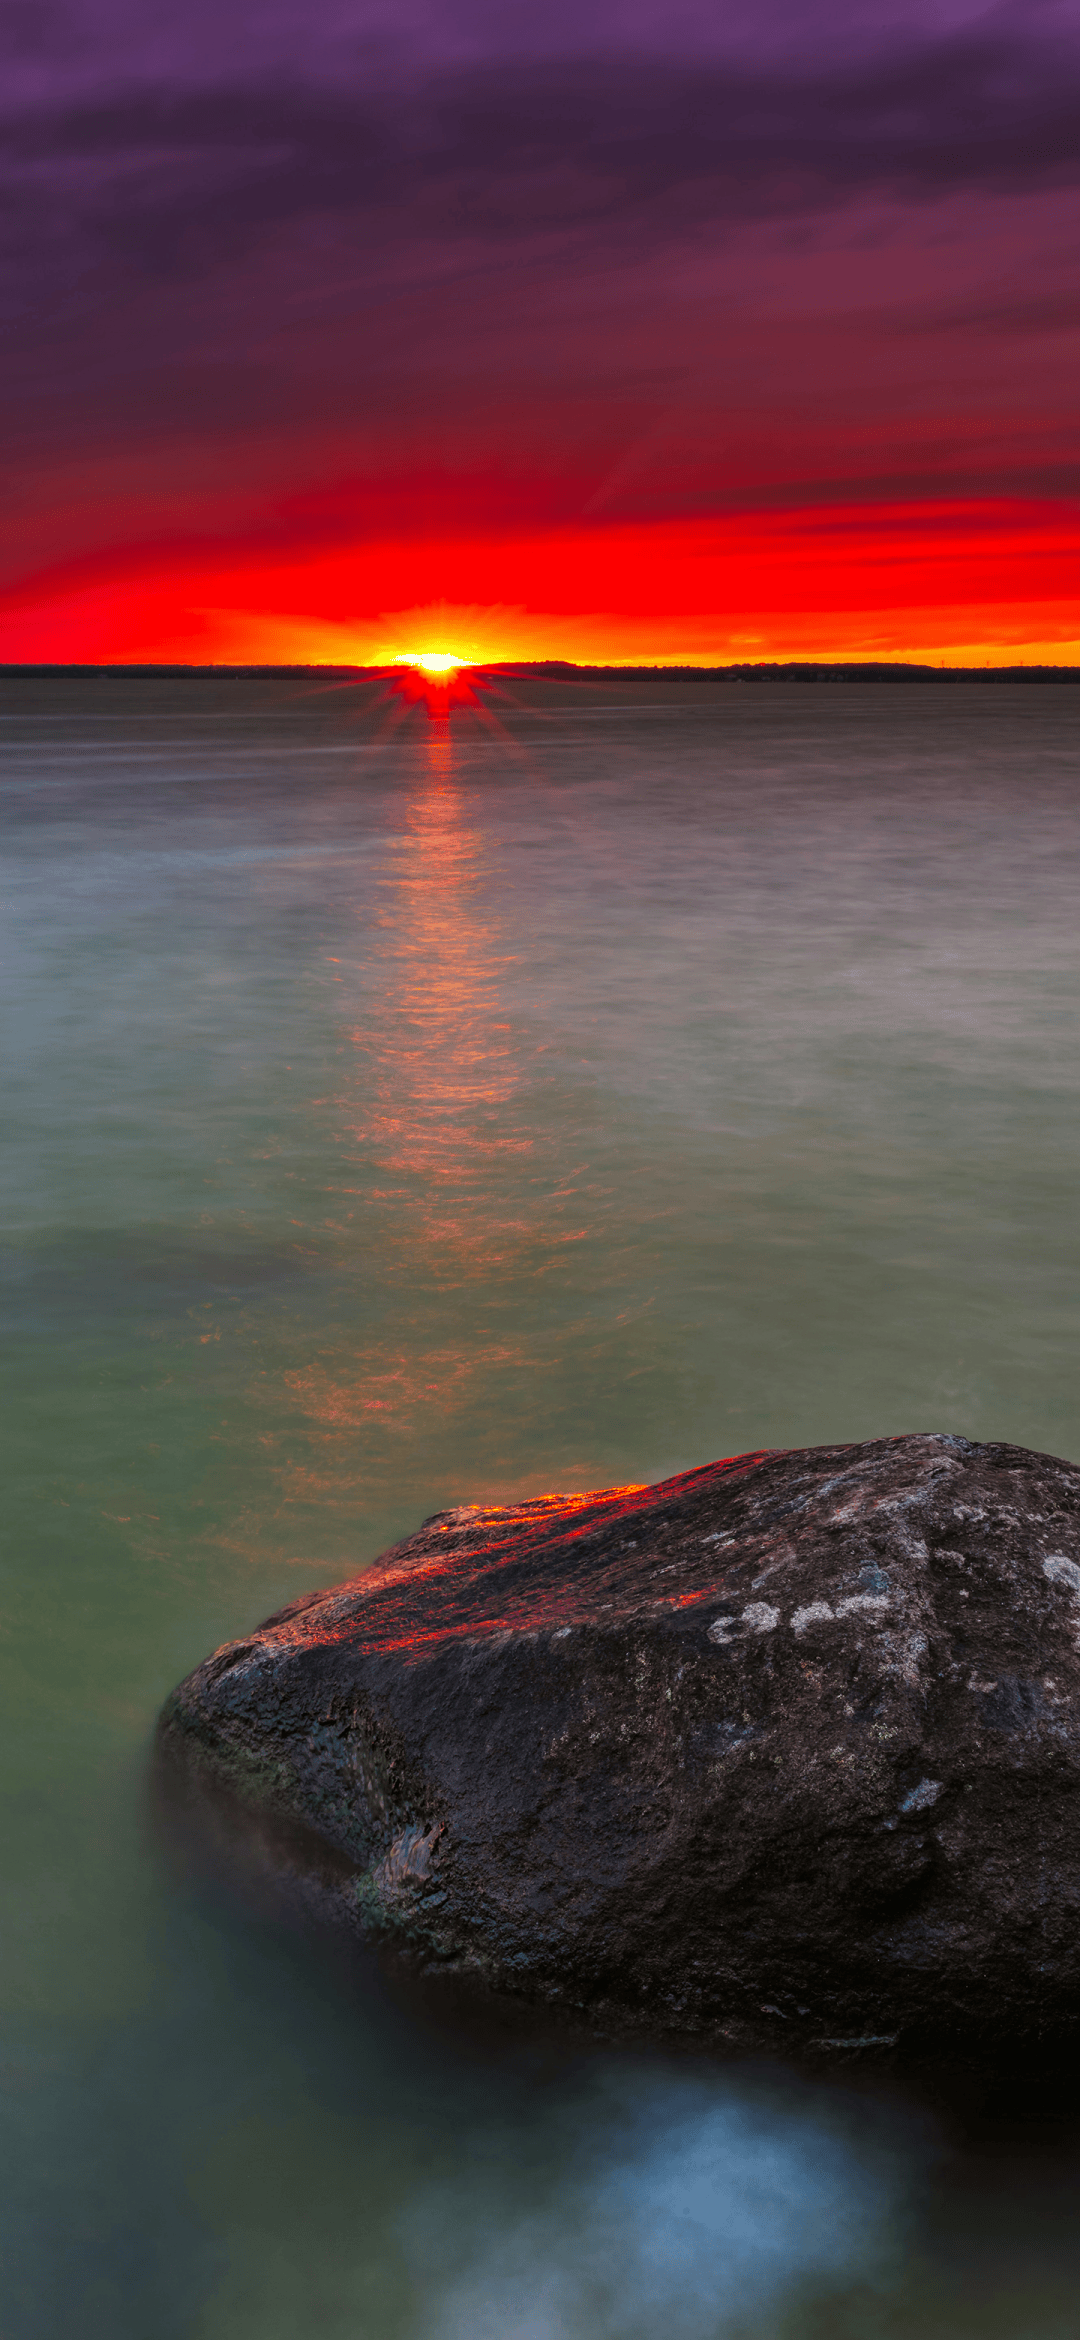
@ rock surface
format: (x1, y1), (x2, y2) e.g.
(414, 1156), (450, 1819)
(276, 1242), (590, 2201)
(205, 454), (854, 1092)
(158, 1434), (1080, 2059)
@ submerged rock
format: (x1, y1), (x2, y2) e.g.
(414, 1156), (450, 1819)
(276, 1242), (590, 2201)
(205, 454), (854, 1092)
(158, 1434), (1080, 2060)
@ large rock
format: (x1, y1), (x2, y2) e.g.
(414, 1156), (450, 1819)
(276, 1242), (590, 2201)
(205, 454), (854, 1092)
(158, 1434), (1080, 2059)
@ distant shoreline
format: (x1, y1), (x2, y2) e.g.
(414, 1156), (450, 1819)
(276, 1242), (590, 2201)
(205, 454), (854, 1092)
(3, 661), (1079, 683)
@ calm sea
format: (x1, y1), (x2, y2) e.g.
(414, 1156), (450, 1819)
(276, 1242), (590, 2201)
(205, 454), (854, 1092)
(3, 669), (1080, 2338)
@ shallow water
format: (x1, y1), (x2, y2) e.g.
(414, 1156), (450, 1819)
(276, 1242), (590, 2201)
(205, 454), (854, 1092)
(3, 668), (1080, 2337)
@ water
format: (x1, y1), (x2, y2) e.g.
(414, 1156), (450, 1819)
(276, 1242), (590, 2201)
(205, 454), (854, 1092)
(3, 668), (1080, 2337)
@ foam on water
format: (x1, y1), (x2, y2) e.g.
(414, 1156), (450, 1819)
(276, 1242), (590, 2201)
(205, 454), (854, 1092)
(409, 2065), (917, 2340)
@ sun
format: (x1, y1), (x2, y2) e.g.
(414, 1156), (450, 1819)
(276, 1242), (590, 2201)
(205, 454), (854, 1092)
(408, 650), (465, 675)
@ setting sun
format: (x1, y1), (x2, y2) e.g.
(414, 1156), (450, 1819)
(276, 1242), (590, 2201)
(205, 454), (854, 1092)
(409, 651), (465, 675)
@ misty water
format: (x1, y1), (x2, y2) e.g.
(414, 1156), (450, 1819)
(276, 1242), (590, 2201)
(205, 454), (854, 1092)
(4, 668), (1080, 2339)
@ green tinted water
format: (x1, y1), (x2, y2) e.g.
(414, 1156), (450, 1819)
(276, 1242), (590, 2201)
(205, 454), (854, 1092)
(3, 672), (1080, 2337)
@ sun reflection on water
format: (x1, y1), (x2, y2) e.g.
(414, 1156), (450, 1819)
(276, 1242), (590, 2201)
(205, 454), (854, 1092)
(286, 709), (578, 1462)
(372, 720), (521, 1214)
(427, 714), (453, 779)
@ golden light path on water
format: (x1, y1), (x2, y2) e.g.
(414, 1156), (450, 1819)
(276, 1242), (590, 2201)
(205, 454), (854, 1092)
(284, 709), (559, 1458)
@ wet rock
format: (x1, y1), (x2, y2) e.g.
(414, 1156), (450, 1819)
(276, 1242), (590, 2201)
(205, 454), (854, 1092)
(158, 1434), (1080, 2060)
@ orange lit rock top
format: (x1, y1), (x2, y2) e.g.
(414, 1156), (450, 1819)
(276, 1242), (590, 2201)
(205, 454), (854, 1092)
(250, 1454), (769, 1660)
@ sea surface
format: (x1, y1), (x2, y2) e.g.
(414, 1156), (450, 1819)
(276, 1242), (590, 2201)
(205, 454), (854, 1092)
(3, 667), (1080, 2339)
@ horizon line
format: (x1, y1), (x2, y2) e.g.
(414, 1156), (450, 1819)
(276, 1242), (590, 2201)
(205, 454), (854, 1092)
(3, 658), (1080, 680)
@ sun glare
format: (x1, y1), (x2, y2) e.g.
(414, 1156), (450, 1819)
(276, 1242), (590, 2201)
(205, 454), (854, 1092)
(409, 650), (464, 675)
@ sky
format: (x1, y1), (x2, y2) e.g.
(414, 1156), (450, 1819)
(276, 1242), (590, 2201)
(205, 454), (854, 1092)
(3, 0), (1078, 665)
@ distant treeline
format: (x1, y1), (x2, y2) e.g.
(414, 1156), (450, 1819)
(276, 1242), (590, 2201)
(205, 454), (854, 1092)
(487, 662), (1080, 681)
